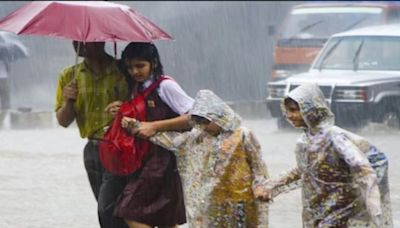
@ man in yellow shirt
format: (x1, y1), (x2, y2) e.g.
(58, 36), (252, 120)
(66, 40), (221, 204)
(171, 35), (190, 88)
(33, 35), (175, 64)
(55, 41), (129, 228)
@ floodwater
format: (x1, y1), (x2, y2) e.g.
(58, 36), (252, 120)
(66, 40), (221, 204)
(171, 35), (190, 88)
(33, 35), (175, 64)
(0, 118), (398, 228)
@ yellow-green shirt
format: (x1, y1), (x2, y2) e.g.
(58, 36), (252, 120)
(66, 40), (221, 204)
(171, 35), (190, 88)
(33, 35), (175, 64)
(55, 58), (129, 139)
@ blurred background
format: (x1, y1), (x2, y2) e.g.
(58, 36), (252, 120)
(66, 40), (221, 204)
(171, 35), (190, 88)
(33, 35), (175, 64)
(0, 1), (300, 117)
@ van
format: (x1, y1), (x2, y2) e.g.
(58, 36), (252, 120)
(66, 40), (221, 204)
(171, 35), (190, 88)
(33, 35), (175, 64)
(270, 1), (400, 81)
(267, 24), (400, 129)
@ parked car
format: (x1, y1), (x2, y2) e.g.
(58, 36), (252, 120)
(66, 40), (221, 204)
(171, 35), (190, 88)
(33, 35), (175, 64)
(266, 24), (400, 130)
(269, 1), (400, 81)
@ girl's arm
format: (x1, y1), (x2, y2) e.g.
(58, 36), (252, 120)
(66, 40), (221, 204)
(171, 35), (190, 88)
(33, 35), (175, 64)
(332, 133), (382, 227)
(267, 167), (302, 198)
(149, 131), (189, 152)
(262, 142), (303, 198)
(132, 78), (195, 138)
(122, 116), (190, 152)
(243, 128), (301, 200)
(134, 114), (192, 139)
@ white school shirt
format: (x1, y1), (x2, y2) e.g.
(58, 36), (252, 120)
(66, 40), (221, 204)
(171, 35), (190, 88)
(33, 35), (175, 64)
(141, 76), (194, 114)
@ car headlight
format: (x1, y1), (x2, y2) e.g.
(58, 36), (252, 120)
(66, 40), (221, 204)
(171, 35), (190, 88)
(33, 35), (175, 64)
(335, 88), (368, 101)
(272, 70), (292, 80)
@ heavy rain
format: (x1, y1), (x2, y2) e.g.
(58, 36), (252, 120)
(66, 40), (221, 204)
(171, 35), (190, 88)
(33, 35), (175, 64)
(0, 1), (398, 228)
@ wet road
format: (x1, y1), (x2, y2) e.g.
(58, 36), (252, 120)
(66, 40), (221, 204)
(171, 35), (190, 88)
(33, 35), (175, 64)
(0, 118), (398, 228)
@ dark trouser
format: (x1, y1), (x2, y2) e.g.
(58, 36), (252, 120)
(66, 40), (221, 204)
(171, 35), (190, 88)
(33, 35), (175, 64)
(84, 140), (128, 228)
(84, 140), (104, 200)
(0, 78), (10, 110)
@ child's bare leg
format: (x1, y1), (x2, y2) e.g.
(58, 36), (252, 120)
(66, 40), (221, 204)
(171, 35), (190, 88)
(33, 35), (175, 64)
(158, 226), (178, 228)
(124, 219), (152, 228)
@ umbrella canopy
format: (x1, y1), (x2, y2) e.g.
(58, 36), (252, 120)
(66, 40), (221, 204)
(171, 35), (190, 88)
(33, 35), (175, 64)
(0, 31), (29, 62)
(0, 1), (173, 42)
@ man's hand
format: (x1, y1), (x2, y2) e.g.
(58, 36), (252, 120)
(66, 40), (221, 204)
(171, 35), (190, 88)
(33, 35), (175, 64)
(57, 80), (78, 127)
(62, 80), (78, 102)
(105, 101), (123, 117)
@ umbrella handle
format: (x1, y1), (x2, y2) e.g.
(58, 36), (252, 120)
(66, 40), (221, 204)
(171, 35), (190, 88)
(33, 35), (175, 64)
(72, 42), (81, 81)
(68, 41), (80, 102)
(114, 42), (117, 59)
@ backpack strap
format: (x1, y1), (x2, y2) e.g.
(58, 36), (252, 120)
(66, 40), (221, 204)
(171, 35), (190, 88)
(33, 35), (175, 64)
(141, 76), (171, 98)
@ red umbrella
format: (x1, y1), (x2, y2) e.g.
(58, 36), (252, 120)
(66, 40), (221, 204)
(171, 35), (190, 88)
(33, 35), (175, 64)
(0, 1), (173, 78)
(0, 1), (173, 42)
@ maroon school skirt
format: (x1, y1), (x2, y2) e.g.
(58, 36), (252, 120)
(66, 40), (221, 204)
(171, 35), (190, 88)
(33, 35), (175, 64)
(113, 145), (186, 226)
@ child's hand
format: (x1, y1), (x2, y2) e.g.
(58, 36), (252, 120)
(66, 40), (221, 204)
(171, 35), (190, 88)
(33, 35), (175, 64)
(135, 121), (157, 139)
(121, 117), (140, 134)
(254, 186), (273, 202)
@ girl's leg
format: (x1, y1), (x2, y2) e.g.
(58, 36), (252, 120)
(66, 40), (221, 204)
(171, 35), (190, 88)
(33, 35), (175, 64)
(124, 219), (152, 228)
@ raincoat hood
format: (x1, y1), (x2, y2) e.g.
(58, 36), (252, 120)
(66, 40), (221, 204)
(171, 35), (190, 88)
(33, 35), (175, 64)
(282, 83), (335, 131)
(189, 90), (241, 132)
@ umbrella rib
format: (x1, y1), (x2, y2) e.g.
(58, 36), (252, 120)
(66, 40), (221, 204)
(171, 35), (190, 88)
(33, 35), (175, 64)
(17, 2), (51, 35)
(115, 7), (148, 39)
(123, 8), (172, 41)
(135, 11), (173, 40)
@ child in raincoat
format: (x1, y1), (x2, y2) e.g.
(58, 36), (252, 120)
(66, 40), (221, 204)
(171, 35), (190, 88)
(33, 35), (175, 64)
(121, 89), (270, 228)
(261, 83), (393, 227)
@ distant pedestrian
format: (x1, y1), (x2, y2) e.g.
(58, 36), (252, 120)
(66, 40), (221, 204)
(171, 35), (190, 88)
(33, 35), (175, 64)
(0, 60), (11, 111)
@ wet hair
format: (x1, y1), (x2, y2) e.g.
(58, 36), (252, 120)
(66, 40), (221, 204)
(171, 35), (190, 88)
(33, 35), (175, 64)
(284, 97), (299, 108)
(119, 42), (164, 92)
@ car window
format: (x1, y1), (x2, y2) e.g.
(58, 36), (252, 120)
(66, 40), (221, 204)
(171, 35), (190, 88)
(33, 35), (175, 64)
(280, 7), (384, 39)
(316, 37), (362, 69)
(315, 36), (400, 71)
(360, 37), (400, 70)
(387, 8), (400, 23)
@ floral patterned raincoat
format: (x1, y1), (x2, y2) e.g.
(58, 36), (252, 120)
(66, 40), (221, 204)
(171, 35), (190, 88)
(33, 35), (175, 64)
(269, 83), (393, 227)
(150, 90), (269, 228)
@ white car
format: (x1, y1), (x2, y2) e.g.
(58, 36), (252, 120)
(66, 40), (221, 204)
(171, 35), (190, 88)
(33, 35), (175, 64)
(266, 24), (400, 129)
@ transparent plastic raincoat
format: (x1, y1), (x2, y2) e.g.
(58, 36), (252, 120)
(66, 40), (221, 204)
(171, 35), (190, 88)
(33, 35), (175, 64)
(149, 90), (269, 227)
(269, 83), (393, 227)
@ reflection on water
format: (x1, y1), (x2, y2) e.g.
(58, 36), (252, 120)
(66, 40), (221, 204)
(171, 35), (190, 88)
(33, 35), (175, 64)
(0, 119), (398, 228)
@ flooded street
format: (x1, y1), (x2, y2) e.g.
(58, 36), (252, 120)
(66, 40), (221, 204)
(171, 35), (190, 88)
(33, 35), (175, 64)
(0, 118), (399, 228)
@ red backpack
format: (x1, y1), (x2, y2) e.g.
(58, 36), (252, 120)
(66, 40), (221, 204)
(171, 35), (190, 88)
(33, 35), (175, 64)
(99, 76), (169, 176)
